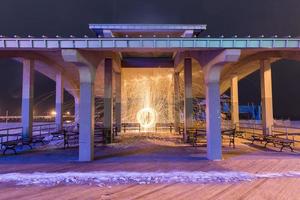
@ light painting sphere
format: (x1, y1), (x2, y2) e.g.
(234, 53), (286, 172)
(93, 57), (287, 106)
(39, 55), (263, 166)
(136, 107), (157, 128)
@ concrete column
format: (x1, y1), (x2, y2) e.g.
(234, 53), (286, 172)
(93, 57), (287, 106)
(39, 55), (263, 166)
(115, 72), (121, 132)
(104, 58), (113, 143)
(205, 82), (222, 160)
(55, 72), (64, 130)
(74, 97), (80, 125)
(21, 59), (34, 140)
(174, 72), (180, 132)
(184, 58), (193, 142)
(260, 59), (273, 135)
(61, 49), (95, 162)
(203, 49), (241, 161)
(79, 81), (94, 161)
(231, 75), (239, 127)
(168, 79), (174, 126)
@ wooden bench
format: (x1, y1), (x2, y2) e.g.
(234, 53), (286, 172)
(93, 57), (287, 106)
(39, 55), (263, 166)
(178, 126), (184, 135)
(32, 135), (46, 145)
(251, 132), (295, 152)
(187, 129), (206, 147)
(64, 131), (79, 148)
(2, 140), (19, 155)
(274, 138), (294, 152)
(155, 123), (174, 133)
(121, 123), (141, 133)
(94, 127), (115, 145)
(51, 130), (65, 140)
(222, 128), (236, 148)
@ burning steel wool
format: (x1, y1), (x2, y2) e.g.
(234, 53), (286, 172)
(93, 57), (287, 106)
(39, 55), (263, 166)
(122, 68), (175, 131)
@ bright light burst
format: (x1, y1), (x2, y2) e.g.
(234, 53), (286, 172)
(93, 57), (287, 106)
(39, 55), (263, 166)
(136, 107), (157, 128)
(122, 68), (174, 131)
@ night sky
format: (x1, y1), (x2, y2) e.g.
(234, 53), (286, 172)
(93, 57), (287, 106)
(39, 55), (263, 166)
(0, 0), (300, 119)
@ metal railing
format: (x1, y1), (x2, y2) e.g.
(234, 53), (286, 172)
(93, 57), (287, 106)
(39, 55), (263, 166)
(0, 123), (58, 149)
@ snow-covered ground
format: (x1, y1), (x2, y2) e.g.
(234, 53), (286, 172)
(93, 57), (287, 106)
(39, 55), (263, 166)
(1, 171), (300, 186)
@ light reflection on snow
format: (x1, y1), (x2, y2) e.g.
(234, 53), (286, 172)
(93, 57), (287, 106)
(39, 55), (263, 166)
(0, 171), (300, 186)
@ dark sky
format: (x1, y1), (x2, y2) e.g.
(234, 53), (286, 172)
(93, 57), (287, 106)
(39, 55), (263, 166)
(0, 0), (300, 119)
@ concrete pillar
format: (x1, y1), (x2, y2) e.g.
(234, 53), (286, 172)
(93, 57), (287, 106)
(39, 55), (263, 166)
(55, 72), (64, 130)
(174, 72), (180, 131)
(104, 58), (113, 143)
(21, 59), (34, 140)
(205, 82), (222, 160)
(74, 97), (80, 125)
(79, 80), (94, 161)
(260, 59), (273, 135)
(184, 58), (193, 142)
(168, 79), (174, 126)
(231, 75), (239, 127)
(203, 49), (241, 161)
(115, 72), (121, 132)
(61, 49), (95, 162)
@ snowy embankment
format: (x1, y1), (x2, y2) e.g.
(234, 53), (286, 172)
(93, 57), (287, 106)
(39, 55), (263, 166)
(0, 171), (300, 186)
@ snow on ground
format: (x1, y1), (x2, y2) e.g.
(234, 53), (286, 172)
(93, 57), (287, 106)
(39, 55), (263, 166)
(1, 171), (300, 187)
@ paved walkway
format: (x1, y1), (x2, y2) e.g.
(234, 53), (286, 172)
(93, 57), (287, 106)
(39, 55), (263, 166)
(0, 132), (300, 200)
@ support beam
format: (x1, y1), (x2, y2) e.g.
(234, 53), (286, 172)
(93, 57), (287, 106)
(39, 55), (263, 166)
(205, 82), (222, 160)
(174, 72), (180, 132)
(231, 75), (239, 127)
(55, 72), (64, 130)
(203, 49), (241, 161)
(104, 58), (113, 143)
(260, 59), (273, 135)
(115, 72), (121, 133)
(21, 59), (34, 140)
(122, 57), (174, 68)
(79, 80), (95, 161)
(74, 97), (80, 125)
(184, 58), (193, 142)
(62, 49), (96, 162)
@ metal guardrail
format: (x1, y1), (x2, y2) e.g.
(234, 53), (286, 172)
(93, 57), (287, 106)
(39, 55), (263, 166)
(0, 116), (75, 122)
(236, 122), (300, 143)
(271, 125), (300, 143)
(0, 123), (58, 149)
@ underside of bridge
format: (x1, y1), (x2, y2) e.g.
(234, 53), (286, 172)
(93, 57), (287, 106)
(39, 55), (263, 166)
(1, 24), (300, 161)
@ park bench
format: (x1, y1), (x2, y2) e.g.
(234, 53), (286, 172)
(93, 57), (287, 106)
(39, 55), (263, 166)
(268, 126), (295, 152)
(251, 133), (295, 152)
(187, 129), (206, 147)
(222, 128), (236, 148)
(31, 135), (46, 145)
(155, 123), (174, 133)
(64, 131), (79, 148)
(94, 126), (116, 145)
(233, 124), (245, 138)
(1, 136), (36, 155)
(2, 140), (19, 155)
(266, 137), (295, 152)
(251, 133), (268, 144)
(51, 130), (65, 140)
(121, 123), (141, 133)
(178, 126), (184, 135)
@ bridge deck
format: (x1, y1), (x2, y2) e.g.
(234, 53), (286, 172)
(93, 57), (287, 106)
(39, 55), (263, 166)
(0, 132), (300, 200)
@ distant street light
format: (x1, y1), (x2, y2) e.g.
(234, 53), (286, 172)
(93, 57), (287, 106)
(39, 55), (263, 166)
(50, 110), (57, 116)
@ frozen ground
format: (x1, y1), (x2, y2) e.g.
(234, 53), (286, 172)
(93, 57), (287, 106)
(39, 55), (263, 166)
(1, 125), (300, 199)
(1, 171), (300, 187)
